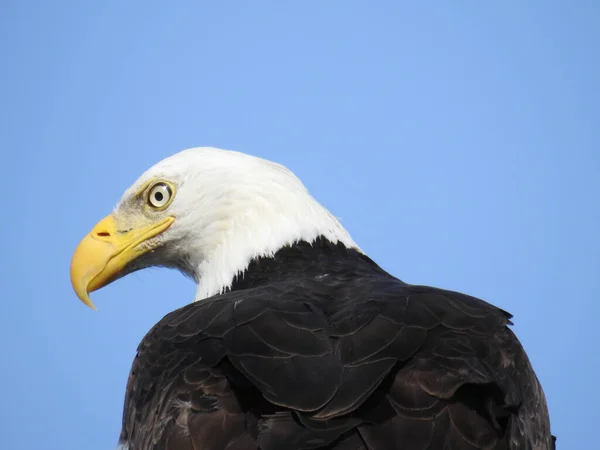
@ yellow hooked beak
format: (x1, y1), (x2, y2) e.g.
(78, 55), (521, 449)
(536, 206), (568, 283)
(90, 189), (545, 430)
(70, 214), (174, 309)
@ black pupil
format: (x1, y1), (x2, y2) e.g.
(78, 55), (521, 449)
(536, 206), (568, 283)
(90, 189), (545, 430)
(154, 191), (164, 202)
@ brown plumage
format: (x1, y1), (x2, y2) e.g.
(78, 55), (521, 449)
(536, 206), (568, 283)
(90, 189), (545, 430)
(119, 238), (555, 450)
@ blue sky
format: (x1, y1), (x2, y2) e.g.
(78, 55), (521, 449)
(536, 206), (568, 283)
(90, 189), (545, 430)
(1, 1), (598, 448)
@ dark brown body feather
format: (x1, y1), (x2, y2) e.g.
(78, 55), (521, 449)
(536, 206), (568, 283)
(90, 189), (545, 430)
(119, 238), (554, 450)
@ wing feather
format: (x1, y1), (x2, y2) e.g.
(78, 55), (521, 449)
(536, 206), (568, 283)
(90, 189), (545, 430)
(120, 258), (552, 449)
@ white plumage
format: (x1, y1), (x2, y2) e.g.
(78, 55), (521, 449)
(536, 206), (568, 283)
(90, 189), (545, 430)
(116, 147), (360, 301)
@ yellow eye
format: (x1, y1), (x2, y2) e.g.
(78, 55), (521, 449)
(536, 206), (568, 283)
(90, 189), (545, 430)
(147, 183), (173, 209)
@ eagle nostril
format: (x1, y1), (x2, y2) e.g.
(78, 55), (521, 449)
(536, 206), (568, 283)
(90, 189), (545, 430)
(96, 231), (110, 237)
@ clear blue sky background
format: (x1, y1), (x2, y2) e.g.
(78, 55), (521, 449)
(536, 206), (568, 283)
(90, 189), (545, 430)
(1, 1), (598, 449)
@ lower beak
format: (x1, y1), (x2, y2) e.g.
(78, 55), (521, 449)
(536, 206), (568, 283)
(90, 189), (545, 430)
(70, 214), (174, 309)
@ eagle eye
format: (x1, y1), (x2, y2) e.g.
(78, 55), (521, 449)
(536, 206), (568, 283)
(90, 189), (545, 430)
(147, 182), (173, 209)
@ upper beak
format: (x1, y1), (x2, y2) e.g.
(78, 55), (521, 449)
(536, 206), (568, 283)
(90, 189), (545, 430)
(70, 214), (174, 309)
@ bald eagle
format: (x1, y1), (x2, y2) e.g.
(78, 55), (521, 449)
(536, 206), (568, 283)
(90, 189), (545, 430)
(70, 147), (554, 450)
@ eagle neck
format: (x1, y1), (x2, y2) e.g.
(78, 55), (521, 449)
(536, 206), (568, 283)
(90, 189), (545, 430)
(224, 237), (384, 293)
